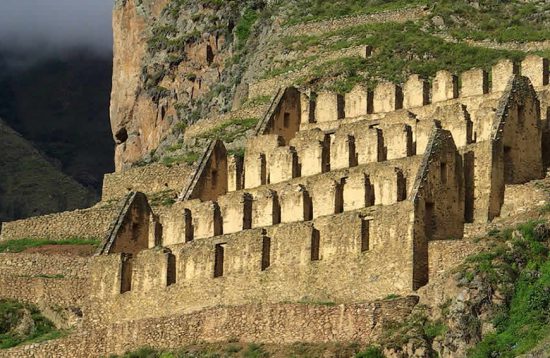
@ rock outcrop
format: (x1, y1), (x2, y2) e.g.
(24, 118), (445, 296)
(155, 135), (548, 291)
(110, 0), (267, 170)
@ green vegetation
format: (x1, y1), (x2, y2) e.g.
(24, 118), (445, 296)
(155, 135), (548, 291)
(465, 221), (550, 357)
(0, 237), (101, 254)
(235, 8), (259, 50)
(284, 0), (550, 45)
(0, 299), (64, 349)
(111, 342), (363, 357)
(265, 0), (550, 93)
(198, 118), (259, 143)
(242, 95), (272, 108)
(278, 21), (524, 93)
(148, 190), (178, 207)
(228, 148), (246, 159)
(0, 123), (95, 222)
(383, 294), (401, 300)
(284, 0), (426, 26)
(160, 151), (201, 167)
(355, 346), (385, 358)
(430, 0), (550, 43)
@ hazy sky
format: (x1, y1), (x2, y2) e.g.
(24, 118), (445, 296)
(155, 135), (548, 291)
(0, 0), (113, 61)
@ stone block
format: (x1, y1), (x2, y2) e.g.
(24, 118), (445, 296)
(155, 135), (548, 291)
(343, 173), (374, 211)
(373, 82), (403, 113)
(344, 85), (372, 117)
(315, 92), (345, 123)
(300, 91), (315, 125)
(432, 70), (458, 103)
(492, 59), (519, 92)
(403, 74), (429, 109)
(192, 201), (222, 239)
(356, 127), (383, 164)
(244, 135), (283, 188)
(310, 179), (344, 219)
(227, 155), (244, 192)
(460, 68), (489, 97)
(381, 124), (413, 160)
(279, 185), (312, 223)
(268, 146), (299, 184)
(219, 192), (252, 234)
(252, 189), (280, 228)
(330, 131), (357, 170)
(521, 55), (549, 87)
(373, 168), (406, 205)
(416, 120), (436, 155)
(290, 129), (330, 176)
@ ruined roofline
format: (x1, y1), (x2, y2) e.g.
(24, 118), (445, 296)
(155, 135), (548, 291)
(92, 201), (421, 321)
(82, 128), (464, 320)
(178, 139), (223, 201)
(96, 191), (155, 256)
(161, 153), (425, 242)
(254, 87), (285, 136)
(265, 55), (549, 127)
(96, 191), (138, 255)
(492, 75), (542, 142)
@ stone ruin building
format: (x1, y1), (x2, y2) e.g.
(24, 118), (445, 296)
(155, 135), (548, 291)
(0, 55), (549, 356)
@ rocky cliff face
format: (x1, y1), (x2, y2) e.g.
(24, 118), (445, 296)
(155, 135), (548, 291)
(110, 0), (269, 170)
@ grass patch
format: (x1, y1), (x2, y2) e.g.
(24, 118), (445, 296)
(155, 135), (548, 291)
(284, 0), (426, 26)
(242, 95), (272, 108)
(112, 342), (364, 357)
(148, 190), (178, 207)
(284, 0), (550, 44)
(282, 21), (524, 92)
(383, 294), (401, 300)
(235, 8), (260, 50)
(0, 237), (101, 253)
(430, 0), (550, 43)
(243, 343), (268, 358)
(227, 147), (246, 159)
(0, 299), (64, 349)
(160, 151), (200, 167)
(466, 221), (550, 356)
(355, 346), (385, 358)
(197, 117), (259, 143)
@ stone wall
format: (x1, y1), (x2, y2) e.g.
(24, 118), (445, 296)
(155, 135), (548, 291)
(88, 203), (417, 324)
(0, 204), (119, 241)
(159, 154), (423, 246)
(298, 56), (549, 128)
(0, 254), (91, 308)
(0, 297), (419, 358)
(86, 128), (465, 325)
(102, 163), (193, 201)
(427, 240), (480, 279)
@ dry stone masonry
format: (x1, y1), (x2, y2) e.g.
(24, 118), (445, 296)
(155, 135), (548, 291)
(0, 56), (549, 357)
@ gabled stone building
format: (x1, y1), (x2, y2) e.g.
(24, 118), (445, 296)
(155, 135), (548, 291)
(0, 56), (548, 357)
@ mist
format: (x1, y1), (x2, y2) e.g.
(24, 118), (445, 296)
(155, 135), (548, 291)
(0, 0), (114, 68)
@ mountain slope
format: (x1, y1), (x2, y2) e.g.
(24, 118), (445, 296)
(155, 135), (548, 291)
(0, 50), (114, 191)
(0, 120), (94, 221)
